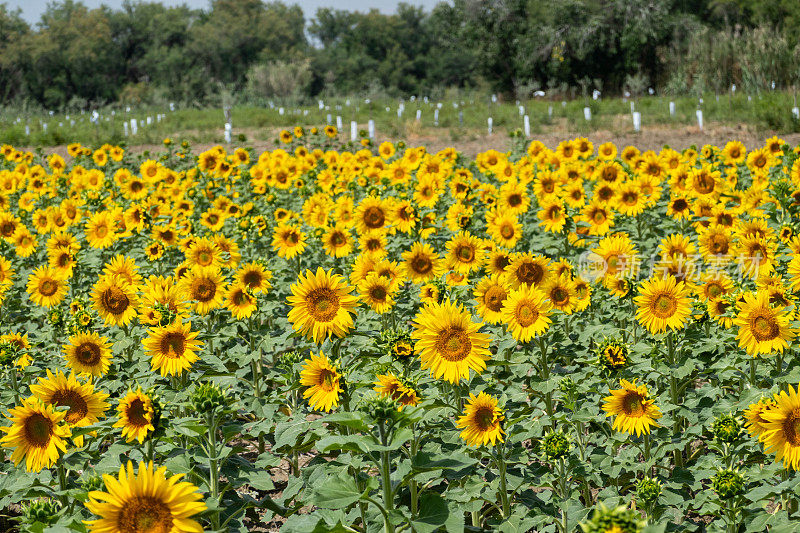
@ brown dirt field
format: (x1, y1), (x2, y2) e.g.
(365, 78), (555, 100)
(26, 120), (800, 160)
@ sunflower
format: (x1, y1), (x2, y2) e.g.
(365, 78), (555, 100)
(84, 211), (117, 249)
(401, 242), (443, 284)
(322, 224), (354, 258)
(443, 230), (482, 270)
(374, 374), (420, 409)
(537, 199), (567, 233)
(592, 233), (638, 280)
(411, 299), (491, 383)
(542, 274), (577, 314)
(744, 397), (775, 440)
(498, 180), (530, 215)
(224, 283), (258, 320)
(602, 379), (662, 436)
(300, 352), (342, 412)
(26, 266), (68, 308)
(185, 237), (222, 270)
(487, 212), (523, 248)
(0, 397), (71, 472)
(358, 272), (396, 314)
(30, 370), (109, 447)
(579, 201), (614, 236)
(354, 196), (391, 234)
(92, 275), (139, 326)
(84, 460), (207, 533)
(761, 384), (800, 470)
(114, 387), (156, 444)
(633, 276), (692, 334)
(474, 274), (509, 325)
(179, 266), (225, 315)
(456, 392), (505, 447)
(234, 262), (272, 294)
(734, 290), (794, 356)
(287, 268), (358, 343)
(271, 223), (307, 259)
(504, 252), (552, 290)
(143, 321), (203, 377)
(63, 332), (113, 377)
(103, 254), (143, 288)
(501, 285), (553, 342)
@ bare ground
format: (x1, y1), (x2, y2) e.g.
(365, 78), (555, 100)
(24, 118), (800, 160)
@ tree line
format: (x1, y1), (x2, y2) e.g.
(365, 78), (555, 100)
(1, 0), (800, 109)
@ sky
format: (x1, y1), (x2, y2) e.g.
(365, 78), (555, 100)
(7, 0), (442, 24)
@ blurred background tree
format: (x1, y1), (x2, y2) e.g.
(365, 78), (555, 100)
(2, 0), (800, 108)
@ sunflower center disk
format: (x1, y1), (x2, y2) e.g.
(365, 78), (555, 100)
(363, 206), (385, 228)
(516, 303), (539, 327)
(24, 413), (53, 448)
(39, 280), (59, 297)
(623, 393), (644, 416)
(160, 332), (186, 358)
(436, 328), (471, 362)
(782, 409), (800, 446)
(307, 288), (340, 322)
(117, 496), (173, 533)
(102, 287), (130, 315)
(751, 314), (779, 341)
(652, 294), (677, 318)
(483, 286), (505, 312)
(475, 407), (496, 430)
(412, 256), (432, 274)
(51, 390), (89, 424)
(127, 399), (150, 427)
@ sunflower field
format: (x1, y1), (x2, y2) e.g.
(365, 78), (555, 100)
(2, 131), (800, 533)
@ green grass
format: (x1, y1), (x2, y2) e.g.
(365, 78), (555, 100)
(2, 91), (799, 148)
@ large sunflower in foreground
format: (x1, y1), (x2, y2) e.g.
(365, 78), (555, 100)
(0, 397), (71, 472)
(761, 384), (800, 470)
(30, 370), (109, 447)
(287, 268), (358, 343)
(114, 387), (156, 444)
(84, 461), (207, 533)
(456, 392), (505, 447)
(92, 275), (139, 326)
(602, 379), (662, 436)
(300, 352), (342, 412)
(143, 321), (203, 377)
(734, 290), (794, 356)
(63, 332), (113, 377)
(501, 285), (552, 342)
(634, 275), (692, 334)
(411, 299), (491, 383)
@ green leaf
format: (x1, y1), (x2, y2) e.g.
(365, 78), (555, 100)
(322, 412), (371, 432)
(410, 493), (450, 533)
(308, 471), (362, 509)
(316, 434), (374, 454)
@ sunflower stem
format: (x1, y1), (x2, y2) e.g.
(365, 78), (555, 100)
(667, 331), (684, 468)
(377, 421), (395, 533)
(495, 443), (511, 519)
(9, 368), (19, 404)
(56, 462), (68, 506)
(749, 358), (757, 387)
(206, 411), (221, 529)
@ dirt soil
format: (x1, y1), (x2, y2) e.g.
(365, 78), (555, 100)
(24, 120), (800, 160)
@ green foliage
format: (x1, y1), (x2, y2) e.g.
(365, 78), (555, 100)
(3, 0), (800, 106)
